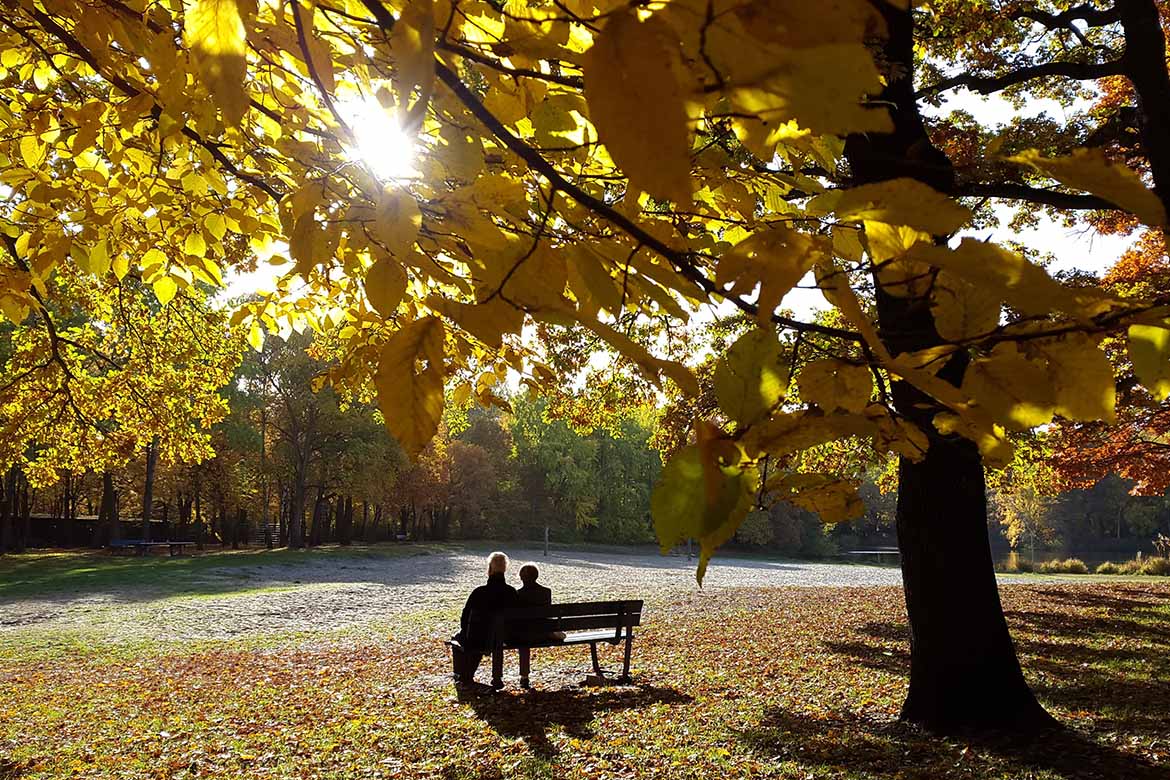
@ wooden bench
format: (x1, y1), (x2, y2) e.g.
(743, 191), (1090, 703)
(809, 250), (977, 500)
(108, 540), (196, 557)
(446, 599), (643, 689)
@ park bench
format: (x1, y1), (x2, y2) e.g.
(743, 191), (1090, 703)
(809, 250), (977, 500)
(446, 599), (643, 689)
(108, 539), (196, 557)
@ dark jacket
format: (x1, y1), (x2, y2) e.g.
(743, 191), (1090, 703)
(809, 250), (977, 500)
(458, 572), (517, 649)
(517, 582), (552, 607)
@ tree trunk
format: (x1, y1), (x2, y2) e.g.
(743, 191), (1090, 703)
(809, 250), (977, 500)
(843, 1), (1052, 733)
(141, 437), (158, 542)
(0, 468), (15, 554)
(289, 467), (306, 549)
(98, 472), (118, 546)
(194, 476), (204, 550)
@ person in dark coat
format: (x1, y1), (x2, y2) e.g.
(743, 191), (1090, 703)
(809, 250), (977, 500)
(451, 551), (516, 685)
(517, 564), (552, 607)
(514, 564), (564, 688)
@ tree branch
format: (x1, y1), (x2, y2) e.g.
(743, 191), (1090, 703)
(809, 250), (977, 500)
(916, 59), (1124, 99)
(956, 181), (1117, 210)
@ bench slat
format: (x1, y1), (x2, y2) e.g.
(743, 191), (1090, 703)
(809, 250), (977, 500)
(495, 600), (643, 621)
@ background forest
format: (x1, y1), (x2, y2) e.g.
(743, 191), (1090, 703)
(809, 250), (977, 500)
(5, 316), (1169, 566)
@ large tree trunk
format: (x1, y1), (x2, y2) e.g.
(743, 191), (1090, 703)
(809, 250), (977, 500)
(289, 467), (307, 549)
(843, 1), (1052, 733)
(0, 468), (15, 554)
(141, 437), (158, 542)
(98, 472), (118, 547)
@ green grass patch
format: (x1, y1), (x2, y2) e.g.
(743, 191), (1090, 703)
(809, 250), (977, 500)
(0, 543), (447, 601)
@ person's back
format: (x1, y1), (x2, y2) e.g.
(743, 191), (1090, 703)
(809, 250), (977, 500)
(460, 570), (518, 649)
(452, 551), (516, 687)
(515, 564), (563, 644)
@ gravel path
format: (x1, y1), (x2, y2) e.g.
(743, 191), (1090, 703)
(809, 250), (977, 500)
(1, 548), (910, 643)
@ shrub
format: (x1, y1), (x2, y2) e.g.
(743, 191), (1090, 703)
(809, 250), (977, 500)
(1014, 558), (1034, 573)
(1095, 561), (1122, 575)
(1140, 557), (1170, 576)
(1119, 558), (1144, 575)
(1038, 558), (1089, 574)
(737, 509), (774, 547)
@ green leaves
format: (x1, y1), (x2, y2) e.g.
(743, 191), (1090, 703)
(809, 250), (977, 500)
(374, 316), (445, 458)
(184, 0), (249, 125)
(1128, 324), (1170, 400)
(582, 10), (692, 204)
(713, 329), (787, 427)
(651, 431), (758, 584)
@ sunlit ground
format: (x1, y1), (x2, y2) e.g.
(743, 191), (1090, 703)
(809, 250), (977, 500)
(0, 546), (1168, 779)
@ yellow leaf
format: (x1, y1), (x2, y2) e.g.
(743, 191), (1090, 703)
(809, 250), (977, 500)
(961, 343), (1053, 430)
(154, 276), (178, 306)
(303, 31), (335, 94)
(796, 358), (873, 414)
(931, 270), (1000, 341)
(19, 136), (44, 168)
(713, 328), (787, 427)
(742, 409), (878, 458)
(1128, 324), (1170, 400)
(247, 320), (264, 351)
(184, 0), (250, 125)
(375, 316), (446, 458)
(428, 296), (524, 349)
(582, 10), (692, 204)
(769, 473), (864, 524)
(809, 178), (972, 234)
(1010, 148), (1167, 228)
(390, 0), (435, 126)
(184, 231), (207, 257)
(369, 189), (421, 258)
(933, 411), (1014, 469)
(204, 213), (227, 241)
(907, 239), (1082, 318)
(717, 227), (827, 325)
(1037, 335), (1116, 423)
(365, 257), (408, 317)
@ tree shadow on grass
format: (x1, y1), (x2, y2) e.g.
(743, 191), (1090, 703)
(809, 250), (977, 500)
(457, 683), (692, 757)
(740, 707), (1170, 780)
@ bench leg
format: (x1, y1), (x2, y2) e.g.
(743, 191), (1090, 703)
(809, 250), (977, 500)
(620, 633), (633, 683)
(491, 646), (504, 689)
(519, 648), (531, 688)
(589, 642), (604, 678)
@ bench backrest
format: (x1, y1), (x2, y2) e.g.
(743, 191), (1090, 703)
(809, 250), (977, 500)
(484, 599), (643, 643)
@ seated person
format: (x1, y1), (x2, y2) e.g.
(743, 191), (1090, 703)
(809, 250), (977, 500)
(451, 551), (517, 686)
(516, 564), (565, 642)
(517, 564), (552, 606)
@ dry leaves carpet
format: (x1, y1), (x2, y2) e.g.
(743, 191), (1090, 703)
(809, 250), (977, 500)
(2, 583), (1168, 779)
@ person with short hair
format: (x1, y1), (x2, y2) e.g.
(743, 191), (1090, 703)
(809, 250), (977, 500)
(514, 563), (563, 688)
(451, 551), (517, 686)
(517, 563), (552, 606)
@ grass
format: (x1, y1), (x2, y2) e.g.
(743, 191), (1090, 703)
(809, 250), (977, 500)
(0, 543), (447, 601)
(1, 577), (1168, 779)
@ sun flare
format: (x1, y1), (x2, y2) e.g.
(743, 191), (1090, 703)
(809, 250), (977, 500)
(339, 97), (418, 182)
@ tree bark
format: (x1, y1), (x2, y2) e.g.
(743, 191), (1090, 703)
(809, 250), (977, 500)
(98, 472), (118, 546)
(141, 436), (158, 542)
(0, 468), (14, 554)
(289, 466), (307, 549)
(843, 1), (1053, 733)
